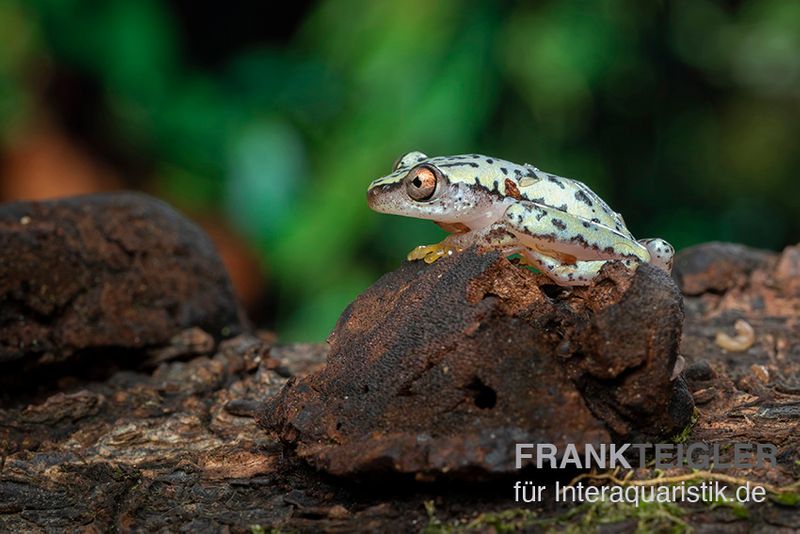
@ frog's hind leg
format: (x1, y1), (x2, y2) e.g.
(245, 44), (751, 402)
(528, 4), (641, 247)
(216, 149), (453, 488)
(638, 238), (674, 272)
(504, 201), (650, 263)
(517, 249), (619, 286)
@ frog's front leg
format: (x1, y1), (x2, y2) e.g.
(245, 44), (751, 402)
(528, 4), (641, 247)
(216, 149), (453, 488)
(408, 241), (459, 264)
(504, 201), (651, 263)
(407, 232), (477, 264)
(408, 224), (514, 264)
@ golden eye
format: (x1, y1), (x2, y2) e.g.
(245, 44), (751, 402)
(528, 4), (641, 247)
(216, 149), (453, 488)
(405, 165), (439, 201)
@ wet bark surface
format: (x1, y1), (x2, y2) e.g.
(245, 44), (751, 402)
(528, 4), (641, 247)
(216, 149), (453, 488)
(2, 224), (800, 531)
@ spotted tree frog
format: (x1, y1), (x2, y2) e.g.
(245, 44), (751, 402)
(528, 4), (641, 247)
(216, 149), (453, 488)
(367, 151), (673, 286)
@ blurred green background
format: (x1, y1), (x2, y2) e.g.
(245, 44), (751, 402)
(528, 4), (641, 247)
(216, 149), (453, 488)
(1, 0), (798, 341)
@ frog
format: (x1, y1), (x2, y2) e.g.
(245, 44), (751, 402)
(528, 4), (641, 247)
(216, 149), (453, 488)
(367, 151), (674, 286)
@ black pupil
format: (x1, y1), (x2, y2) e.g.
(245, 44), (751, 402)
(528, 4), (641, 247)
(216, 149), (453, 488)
(412, 177), (422, 188)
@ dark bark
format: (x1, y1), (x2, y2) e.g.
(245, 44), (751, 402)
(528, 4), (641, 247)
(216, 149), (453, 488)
(0, 192), (246, 370)
(262, 250), (692, 477)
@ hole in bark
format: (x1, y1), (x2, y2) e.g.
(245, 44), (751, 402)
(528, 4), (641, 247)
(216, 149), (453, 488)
(540, 284), (565, 299)
(466, 377), (497, 409)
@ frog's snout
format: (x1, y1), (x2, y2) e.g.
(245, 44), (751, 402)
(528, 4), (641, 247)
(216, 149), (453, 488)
(367, 182), (401, 212)
(367, 185), (380, 208)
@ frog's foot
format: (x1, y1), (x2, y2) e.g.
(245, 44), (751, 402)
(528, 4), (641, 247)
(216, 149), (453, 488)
(407, 243), (462, 264)
(520, 249), (608, 286)
(638, 238), (674, 272)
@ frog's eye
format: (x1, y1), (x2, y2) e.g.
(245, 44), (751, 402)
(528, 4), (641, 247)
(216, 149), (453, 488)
(405, 164), (440, 202)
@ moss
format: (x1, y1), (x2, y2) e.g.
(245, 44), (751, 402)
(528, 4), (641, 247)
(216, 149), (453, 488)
(547, 500), (689, 533)
(423, 502), (538, 533)
(423, 499), (688, 533)
(671, 408), (700, 444)
(771, 492), (800, 507)
(464, 509), (539, 532)
(423, 501), (449, 534)
(709, 496), (749, 520)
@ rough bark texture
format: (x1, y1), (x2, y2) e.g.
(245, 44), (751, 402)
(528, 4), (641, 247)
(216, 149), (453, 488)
(1, 234), (799, 531)
(261, 250), (693, 477)
(0, 192), (246, 375)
